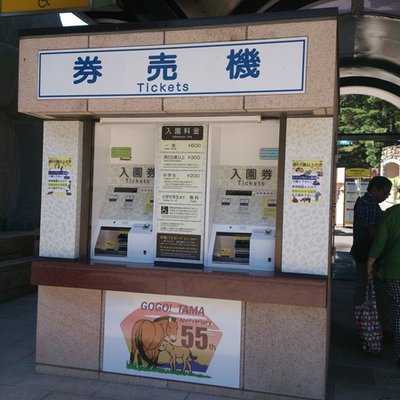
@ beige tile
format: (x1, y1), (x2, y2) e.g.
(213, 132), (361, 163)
(244, 94), (305, 113)
(247, 20), (336, 41)
(89, 31), (164, 48)
(163, 96), (244, 113)
(88, 98), (163, 114)
(305, 23), (337, 108)
(244, 302), (328, 400)
(19, 19), (337, 117)
(18, 36), (90, 115)
(246, 20), (337, 112)
(244, 93), (336, 114)
(36, 286), (102, 370)
(166, 27), (246, 44)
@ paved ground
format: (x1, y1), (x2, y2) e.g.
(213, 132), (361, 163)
(1, 228), (400, 399)
(328, 228), (400, 400)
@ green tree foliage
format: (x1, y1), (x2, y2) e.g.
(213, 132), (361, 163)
(338, 95), (400, 168)
(338, 142), (369, 168)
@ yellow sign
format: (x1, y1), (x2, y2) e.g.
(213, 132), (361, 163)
(263, 195), (277, 220)
(1, 0), (90, 14)
(345, 168), (370, 179)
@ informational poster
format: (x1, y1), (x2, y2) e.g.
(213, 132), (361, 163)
(47, 156), (72, 196)
(103, 291), (241, 388)
(343, 168), (370, 226)
(155, 125), (207, 263)
(291, 159), (323, 204)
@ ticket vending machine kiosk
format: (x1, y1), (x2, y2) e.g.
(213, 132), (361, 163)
(206, 188), (276, 271)
(91, 122), (157, 264)
(204, 120), (279, 271)
(92, 185), (154, 263)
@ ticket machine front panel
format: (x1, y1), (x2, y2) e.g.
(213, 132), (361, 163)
(95, 226), (130, 257)
(91, 122), (157, 264)
(205, 120), (279, 271)
(212, 231), (251, 264)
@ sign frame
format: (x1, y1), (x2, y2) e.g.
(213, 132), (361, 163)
(38, 37), (308, 99)
(102, 291), (242, 388)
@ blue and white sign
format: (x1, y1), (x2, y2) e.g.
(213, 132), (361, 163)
(38, 37), (307, 99)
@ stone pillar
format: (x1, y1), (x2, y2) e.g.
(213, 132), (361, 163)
(39, 121), (83, 258)
(282, 117), (334, 275)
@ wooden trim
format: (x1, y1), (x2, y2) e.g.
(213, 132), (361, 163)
(274, 115), (287, 273)
(31, 259), (327, 308)
(79, 120), (95, 261)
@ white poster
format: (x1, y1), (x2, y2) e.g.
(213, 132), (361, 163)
(103, 291), (241, 388)
(155, 125), (208, 263)
(291, 159), (323, 204)
(47, 156), (72, 196)
(344, 180), (368, 226)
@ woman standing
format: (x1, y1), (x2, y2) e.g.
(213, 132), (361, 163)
(367, 204), (400, 366)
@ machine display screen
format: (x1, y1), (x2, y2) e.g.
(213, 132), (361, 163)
(225, 190), (252, 196)
(114, 187), (137, 193)
(212, 232), (251, 264)
(94, 226), (130, 256)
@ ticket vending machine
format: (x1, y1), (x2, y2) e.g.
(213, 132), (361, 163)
(91, 185), (154, 263)
(91, 120), (278, 268)
(206, 188), (276, 271)
(91, 122), (157, 264)
(204, 120), (279, 271)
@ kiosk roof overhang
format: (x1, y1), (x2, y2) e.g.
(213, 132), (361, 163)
(18, 0), (398, 108)
(18, 10), (338, 120)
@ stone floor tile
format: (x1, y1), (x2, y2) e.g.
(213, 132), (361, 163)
(0, 344), (35, 368)
(18, 374), (106, 396)
(186, 393), (243, 400)
(330, 365), (375, 386)
(0, 363), (36, 385)
(0, 297), (37, 321)
(38, 392), (94, 400)
(333, 382), (400, 400)
(374, 369), (400, 390)
(95, 381), (189, 400)
(0, 384), (48, 400)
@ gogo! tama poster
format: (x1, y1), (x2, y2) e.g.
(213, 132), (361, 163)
(103, 291), (241, 388)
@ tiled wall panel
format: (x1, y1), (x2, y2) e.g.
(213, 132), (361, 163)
(39, 121), (83, 258)
(282, 117), (334, 275)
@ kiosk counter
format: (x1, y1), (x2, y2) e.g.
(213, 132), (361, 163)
(19, 9), (337, 400)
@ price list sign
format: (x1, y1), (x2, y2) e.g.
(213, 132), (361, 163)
(155, 125), (207, 263)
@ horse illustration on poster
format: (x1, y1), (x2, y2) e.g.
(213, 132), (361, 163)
(120, 300), (223, 377)
(129, 316), (178, 366)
